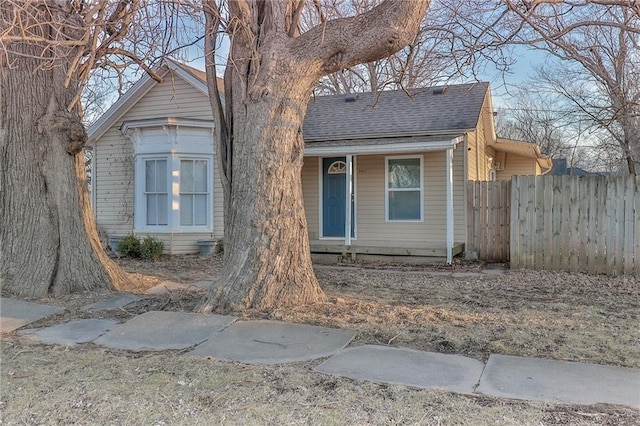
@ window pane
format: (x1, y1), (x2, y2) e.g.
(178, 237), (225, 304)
(157, 194), (168, 225)
(181, 160), (194, 192)
(180, 194), (193, 226)
(145, 161), (156, 192)
(194, 194), (207, 225)
(389, 190), (420, 220)
(194, 160), (208, 192)
(155, 160), (167, 192)
(388, 158), (420, 189)
(146, 194), (157, 225)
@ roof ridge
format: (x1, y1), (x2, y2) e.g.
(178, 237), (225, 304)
(311, 81), (490, 101)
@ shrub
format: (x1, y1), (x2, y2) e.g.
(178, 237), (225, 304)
(140, 236), (164, 260)
(117, 234), (141, 258)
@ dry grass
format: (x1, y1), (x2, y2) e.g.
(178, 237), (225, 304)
(271, 267), (640, 368)
(1, 254), (639, 424)
(2, 338), (638, 425)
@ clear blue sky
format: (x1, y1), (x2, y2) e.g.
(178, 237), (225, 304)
(476, 46), (553, 108)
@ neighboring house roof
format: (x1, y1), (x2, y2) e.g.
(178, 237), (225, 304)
(549, 158), (609, 176)
(494, 137), (553, 170)
(303, 82), (490, 141)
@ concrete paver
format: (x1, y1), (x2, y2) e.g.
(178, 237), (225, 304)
(0, 298), (64, 333)
(93, 311), (237, 352)
(5, 293), (638, 409)
(186, 320), (356, 364)
(477, 354), (640, 409)
(82, 293), (143, 311)
(314, 345), (485, 394)
(18, 319), (118, 345)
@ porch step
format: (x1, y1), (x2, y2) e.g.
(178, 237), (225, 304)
(310, 243), (464, 258)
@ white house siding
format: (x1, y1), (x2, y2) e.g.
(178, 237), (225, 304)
(302, 149), (466, 248)
(93, 71), (224, 254)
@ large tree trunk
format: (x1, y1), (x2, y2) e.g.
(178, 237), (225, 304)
(0, 3), (132, 298)
(202, 57), (325, 312)
(202, 0), (430, 312)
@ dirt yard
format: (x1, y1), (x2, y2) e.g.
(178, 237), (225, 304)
(1, 254), (638, 425)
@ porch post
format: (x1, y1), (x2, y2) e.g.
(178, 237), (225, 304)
(345, 154), (353, 246)
(445, 148), (454, 264)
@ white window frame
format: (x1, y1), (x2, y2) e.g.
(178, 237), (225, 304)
(134, 154), (213, 233)
(385, 155), (424, 222)
(178, 157), (212, 228)
(142, 157), (170, 228)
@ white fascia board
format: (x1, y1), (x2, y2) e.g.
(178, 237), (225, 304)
(304, 130), (474, 143)
(304, 136), (463, 156)
(165, 59), (209, 96)
(120, 117), (215, 134)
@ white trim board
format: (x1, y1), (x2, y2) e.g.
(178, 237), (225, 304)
(305, 136), (463, 156)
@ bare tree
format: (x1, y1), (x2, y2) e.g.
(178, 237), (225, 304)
(201, 0), (431, 311)
(504, 1), (640, 174)
(496, 88), (574, 159)
(311, 0), (523, 95)
(308, 0), (464, 94)
(0, 1), (199, 297)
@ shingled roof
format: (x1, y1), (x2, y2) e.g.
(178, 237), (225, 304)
(303, 82), (490, 142)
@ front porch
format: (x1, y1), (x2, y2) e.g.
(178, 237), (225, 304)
(303, 137), (465, 264)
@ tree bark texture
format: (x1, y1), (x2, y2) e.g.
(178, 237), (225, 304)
(202, 0), (430, 311)
(0, 3), (131, 297)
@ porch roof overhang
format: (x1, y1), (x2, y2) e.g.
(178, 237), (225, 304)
(304, 135), (464, 156)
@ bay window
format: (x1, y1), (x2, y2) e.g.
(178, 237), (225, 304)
(135, 155), (212, 231)
(124, 119), (215, 233)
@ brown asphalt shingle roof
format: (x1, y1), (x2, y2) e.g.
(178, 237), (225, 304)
(303, 82), (489, 141)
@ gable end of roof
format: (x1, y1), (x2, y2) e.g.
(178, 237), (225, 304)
(87, 60), (211, 144)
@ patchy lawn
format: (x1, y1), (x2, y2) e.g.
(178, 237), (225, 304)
(1, 254), (638, 425)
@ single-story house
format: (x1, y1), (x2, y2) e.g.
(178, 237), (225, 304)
(87, 60), (551, 261)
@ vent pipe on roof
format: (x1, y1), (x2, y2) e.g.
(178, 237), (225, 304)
(432, 86), (447, 95)
(345, 93), (358, 102)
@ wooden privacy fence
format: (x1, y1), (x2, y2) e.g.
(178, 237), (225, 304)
(510, 175), (639, 275)
(467, 180), (511, 262)
(467, 175), (639, 275)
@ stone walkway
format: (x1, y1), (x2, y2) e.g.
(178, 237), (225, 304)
(1, 295), (638, 409)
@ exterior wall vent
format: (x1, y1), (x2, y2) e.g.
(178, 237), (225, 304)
(345, 93), (359, 102)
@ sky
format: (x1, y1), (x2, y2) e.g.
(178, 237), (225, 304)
(478, 46), (555, 108)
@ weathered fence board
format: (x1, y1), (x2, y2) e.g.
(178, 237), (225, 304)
(509, 175), (638, 275)
(466, 180), (511, 262)
(468, 175), (638, 274)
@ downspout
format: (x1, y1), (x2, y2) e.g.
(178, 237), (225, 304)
(446, 148), (454, 264)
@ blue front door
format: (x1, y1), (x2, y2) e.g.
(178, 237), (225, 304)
(322, 157), (353, 237)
